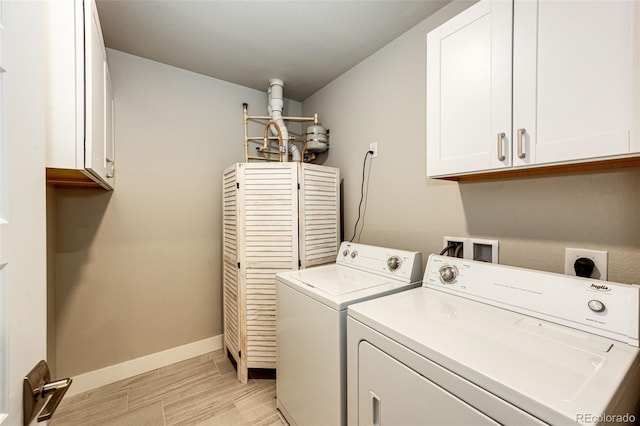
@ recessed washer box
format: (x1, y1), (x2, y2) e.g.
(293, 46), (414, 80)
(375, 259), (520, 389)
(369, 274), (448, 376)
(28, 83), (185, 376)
(442, 236), (498, 263)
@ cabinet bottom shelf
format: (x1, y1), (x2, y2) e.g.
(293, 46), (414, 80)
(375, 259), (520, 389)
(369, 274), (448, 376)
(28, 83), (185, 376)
(46, 168), (111, 189)
(436, 156), (640, 182)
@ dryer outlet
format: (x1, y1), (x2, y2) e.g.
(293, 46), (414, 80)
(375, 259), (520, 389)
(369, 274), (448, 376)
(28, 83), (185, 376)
(565, 248), (608, 280)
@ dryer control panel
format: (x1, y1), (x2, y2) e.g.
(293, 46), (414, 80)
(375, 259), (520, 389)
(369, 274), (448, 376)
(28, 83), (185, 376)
(424, 254), (640, 347)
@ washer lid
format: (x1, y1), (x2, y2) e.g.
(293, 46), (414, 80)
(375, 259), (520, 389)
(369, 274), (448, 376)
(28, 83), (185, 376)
(348, 288), (640, 425)
(290, 266), (392, 296)
(277, 264), (420, 310)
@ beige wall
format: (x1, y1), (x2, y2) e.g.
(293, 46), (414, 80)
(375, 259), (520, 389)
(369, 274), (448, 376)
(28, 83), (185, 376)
(53, 2), (640, 378)
(53, 50), (302, 377)
(303, 1), (640, 283)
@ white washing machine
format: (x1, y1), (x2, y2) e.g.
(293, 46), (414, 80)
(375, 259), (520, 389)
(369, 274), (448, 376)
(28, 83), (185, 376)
(275, 242), (423, 426)
(348, 254), (640, 425)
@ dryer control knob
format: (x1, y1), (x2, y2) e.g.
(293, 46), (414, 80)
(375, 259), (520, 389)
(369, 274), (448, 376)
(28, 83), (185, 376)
(350, 251), (358, 259)
(387, 256), (402, 272)
(588, 300), (605, 313)
(343, 249), (349, 257)
(439, 265), (458, 284)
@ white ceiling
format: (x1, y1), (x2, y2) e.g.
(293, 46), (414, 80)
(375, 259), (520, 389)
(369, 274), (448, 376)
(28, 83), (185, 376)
(96, 0), (452, 101)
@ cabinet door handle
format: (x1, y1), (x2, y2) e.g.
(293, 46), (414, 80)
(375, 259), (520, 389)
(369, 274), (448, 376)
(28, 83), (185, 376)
(497, 132), (506, 161)
(106, 158), (115, 179)
(517, 128), (526, 159)
(370, 391), (381, 426)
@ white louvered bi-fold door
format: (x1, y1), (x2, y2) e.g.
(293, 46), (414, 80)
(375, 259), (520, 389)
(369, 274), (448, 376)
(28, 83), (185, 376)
(223, 163), (299, 383)
(222, 166), (240, 371)
(241, 163), (298, 377)
(299, 164), (340, 268)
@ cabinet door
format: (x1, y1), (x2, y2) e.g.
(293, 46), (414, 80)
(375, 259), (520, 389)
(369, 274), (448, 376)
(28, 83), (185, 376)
(513, 0), (640, 166)
(104, 62), (115, 187)
(84, 0), (109, 184)
(427, 0), (512, 177)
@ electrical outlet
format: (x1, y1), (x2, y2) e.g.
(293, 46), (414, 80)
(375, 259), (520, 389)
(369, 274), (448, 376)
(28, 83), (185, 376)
(369, 142), (378, 158)
(565, 248), (608, 280)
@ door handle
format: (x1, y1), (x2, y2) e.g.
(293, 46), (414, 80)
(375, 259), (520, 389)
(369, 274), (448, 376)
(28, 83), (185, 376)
(23, 360), (72, 425)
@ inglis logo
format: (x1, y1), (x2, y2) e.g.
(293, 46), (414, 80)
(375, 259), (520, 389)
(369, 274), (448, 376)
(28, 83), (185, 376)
(590, 283), (611, 292)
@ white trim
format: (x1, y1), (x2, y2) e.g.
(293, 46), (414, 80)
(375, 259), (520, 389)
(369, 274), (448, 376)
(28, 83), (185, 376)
(67, 334), (224, 396)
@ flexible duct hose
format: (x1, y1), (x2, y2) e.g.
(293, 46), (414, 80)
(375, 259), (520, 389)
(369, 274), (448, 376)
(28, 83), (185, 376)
(263, 121), (283, 162)
(289, 136), (307, 162)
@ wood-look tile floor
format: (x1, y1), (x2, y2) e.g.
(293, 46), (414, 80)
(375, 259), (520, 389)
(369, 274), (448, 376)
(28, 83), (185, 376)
(51, 350), (284, 426)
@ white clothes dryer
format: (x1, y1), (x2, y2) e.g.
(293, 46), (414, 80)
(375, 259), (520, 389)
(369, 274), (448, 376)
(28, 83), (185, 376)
(347, 254), (640, 425)
(275, 242), (422, 426)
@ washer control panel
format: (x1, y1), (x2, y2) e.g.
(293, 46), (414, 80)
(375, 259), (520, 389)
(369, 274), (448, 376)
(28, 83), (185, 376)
(387, 256), (402, 272)
(337, 242), (422, 283)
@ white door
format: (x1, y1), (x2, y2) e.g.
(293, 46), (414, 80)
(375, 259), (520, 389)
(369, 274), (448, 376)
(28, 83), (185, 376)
(426, 0), (512, 177)
(1, 1), (48, 424)
(513, 0), (639, 166)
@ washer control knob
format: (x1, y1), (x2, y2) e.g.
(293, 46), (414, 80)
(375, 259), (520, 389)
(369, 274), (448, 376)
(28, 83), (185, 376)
(350, 251), (358, 259)
(439, 265), (458, 284)
(588, 300), (606, 313)
(387, 256), (402, 272)
(342, 249), (349, 257)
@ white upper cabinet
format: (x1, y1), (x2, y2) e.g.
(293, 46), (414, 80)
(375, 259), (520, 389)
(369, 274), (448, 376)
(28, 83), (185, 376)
(427, 0), (640, 179)
(513, 0), (639, 167)
(45, 0), (115, 189)
(427, 0), (512, 177)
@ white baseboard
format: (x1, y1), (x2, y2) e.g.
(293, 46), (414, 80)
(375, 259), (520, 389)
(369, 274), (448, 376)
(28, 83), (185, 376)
(67, 334), (224, 396)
